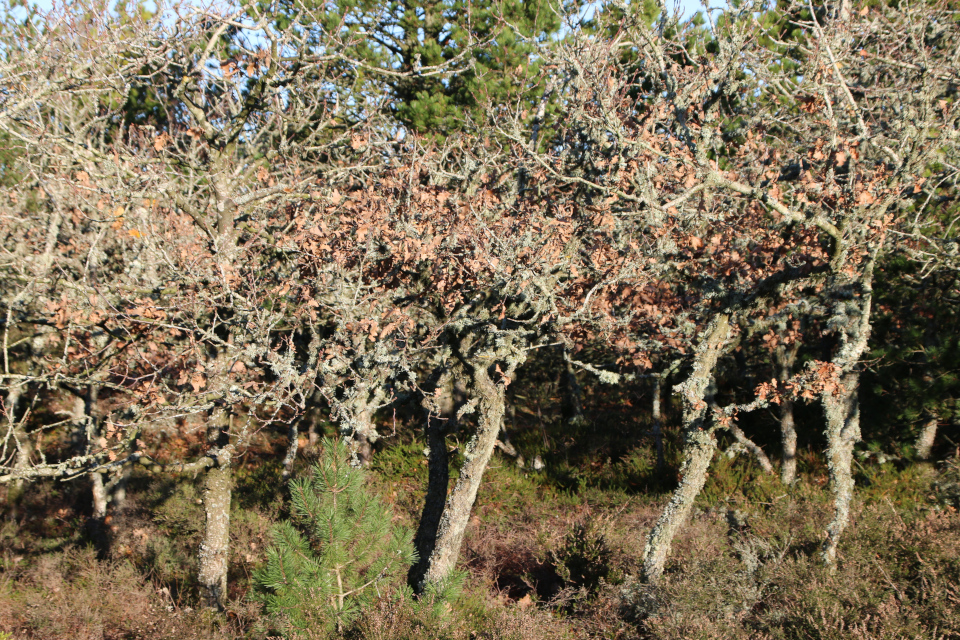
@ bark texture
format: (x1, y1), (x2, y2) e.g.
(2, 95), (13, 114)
(821, 264), (874, 569)
(641, 315), (730, 584)
(821, 371), (860, 567)
(915, 416), (938, 460)
(415, 364), (505, 593)
(777, 342), (800, 484)
(344, 407), (376, 467)
(199, 418), (232, 610)
(281, 418), (299, 480)
(409, 377), (453, 593)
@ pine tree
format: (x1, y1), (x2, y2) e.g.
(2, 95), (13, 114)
(255, 438), (417, 636)
(265, 0), (564, 137)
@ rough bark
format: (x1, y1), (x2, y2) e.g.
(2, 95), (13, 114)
(641, 315), (731, 584)
(409, 374), (454, 593)
(199, 416), (232, 610)
(821, 370), (860, 568)
(915, 415), (938, 461)
(821, 263), (874, 569)
(777, 342), (800, 484)
(82, 383), (110, 556)
(778, 398), (798, 484)
(345, 407), (376, 467)
(414, 363), (505, 593)
(282, 418), (299, 480)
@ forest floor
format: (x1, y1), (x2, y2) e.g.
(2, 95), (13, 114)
(1, 401), (959, 639)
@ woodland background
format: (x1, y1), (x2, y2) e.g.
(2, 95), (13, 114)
(0, 0), (959, 637)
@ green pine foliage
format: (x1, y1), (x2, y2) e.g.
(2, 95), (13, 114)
(255, 438), (417, 637)
(263, 0), (563, 138)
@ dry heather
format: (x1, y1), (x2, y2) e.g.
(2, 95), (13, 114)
(1, 451), (958, 640)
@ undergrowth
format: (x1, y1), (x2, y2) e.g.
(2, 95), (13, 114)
(1, 433), (958, 639)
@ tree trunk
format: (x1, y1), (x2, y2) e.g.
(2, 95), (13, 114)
(108, 440), (134, 509)
(652, 376), (665, 471)
(83, 383), (110, 556)
(728, 423), (775, 474)
(5, 386), (25, 470)
(282, 418), (299, 480)
(90, 470), (109, 554)
(409, 375), (453, 593)
(821, 263), (874, 569)
(642, 429), (717, 584)
(915, 415), (938, 461)
(345, 407), (376, 467)
(641, 315), (730, 584)
(413, 363), (505, 593)
(5, 384), (34, 512)
(821, 371), (860, 568)
(306, 399), (322, 451)
(777, 342), (800, 484)
(199, 416), (232, 610)
(561, 348), (586, 426)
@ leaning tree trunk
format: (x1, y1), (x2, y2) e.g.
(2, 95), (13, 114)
(728, 423), (776, 474)
(413, 363), (506, 593)
(199, 414), (233, 610)
(409, 374), (454, 593)
(777, 342), (800, 484)
(641, 315), (730, 584)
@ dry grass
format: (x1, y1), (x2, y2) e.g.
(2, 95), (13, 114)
(1, 450), (958, 640)
(0, 547), (243, 640)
